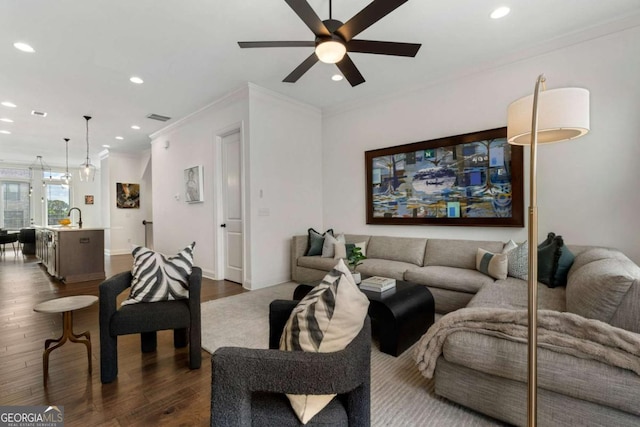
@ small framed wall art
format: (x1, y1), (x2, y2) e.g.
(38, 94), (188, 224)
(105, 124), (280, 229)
(84, 195), (94, 205)
(116, 183), (140, 208)
(184, 165), (204, 203)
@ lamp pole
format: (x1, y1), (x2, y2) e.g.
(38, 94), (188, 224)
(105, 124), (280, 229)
(527, 73), (545, 426)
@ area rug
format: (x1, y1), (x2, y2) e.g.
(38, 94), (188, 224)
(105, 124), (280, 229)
(201, 282), (505, 426)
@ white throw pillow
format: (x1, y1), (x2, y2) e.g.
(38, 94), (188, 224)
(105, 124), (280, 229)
(476, 248), (508, 280)
(321, 233), (345, 258)
(280, 259), (370, 424)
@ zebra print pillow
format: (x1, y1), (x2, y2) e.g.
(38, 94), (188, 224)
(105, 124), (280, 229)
(279, 259), (369, 424)
(121, 242), (195, 306)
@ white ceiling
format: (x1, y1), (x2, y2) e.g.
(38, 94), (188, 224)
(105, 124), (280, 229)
(1, 0), (639, 168)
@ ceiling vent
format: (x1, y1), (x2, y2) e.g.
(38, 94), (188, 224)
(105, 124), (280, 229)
(146, 113), (171, 122)
(31, 110), (47, 117)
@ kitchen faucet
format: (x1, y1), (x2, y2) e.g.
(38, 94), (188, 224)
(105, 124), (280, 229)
(68, 207), (83, 229)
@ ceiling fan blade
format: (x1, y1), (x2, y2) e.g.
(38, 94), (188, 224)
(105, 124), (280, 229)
(284, 0), (331, 37)
(283, 52), (319, 83)
(337, 0), (409, 42)
(238, 41), (315, 48)
(346, 39), (421, 57)
(336, 54), (365, 87)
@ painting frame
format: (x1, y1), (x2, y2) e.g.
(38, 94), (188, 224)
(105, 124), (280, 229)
(116, 183), (140, 209)
(365, 127), (524, 227)
(184, 165), (204, 203)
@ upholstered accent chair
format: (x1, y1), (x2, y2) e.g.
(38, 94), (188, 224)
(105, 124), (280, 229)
(98, 267), (202, 384)
(211, 300), (371, 426)
(0, 232), (18, 255)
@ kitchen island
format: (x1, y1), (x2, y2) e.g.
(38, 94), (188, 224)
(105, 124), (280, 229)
(35, 226), (106, 284)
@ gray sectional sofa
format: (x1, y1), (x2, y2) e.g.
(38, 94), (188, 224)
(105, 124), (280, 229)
(290, 234), (640, 426)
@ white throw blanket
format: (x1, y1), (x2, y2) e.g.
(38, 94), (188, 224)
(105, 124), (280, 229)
(414, 307), (640, 379)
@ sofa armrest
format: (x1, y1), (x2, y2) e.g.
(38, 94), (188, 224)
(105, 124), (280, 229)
(291, 235), (308, 281)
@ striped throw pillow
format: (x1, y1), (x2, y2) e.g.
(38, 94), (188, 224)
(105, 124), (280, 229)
(280, 259), (369, 424)
(476, 248), (508, 280)
(121, 242), (195, 306)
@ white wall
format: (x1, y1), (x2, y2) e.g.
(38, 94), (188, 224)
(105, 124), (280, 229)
(71, 167), (102, 228)
(150, 87), (251, 279)
(322, 26), (640, 264)
(247, 85), (323, 288)
(101, 150), (150, 255)
(150, 84), (323, 288)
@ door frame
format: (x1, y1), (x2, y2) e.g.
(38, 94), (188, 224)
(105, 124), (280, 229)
(214, 122), (247, 286)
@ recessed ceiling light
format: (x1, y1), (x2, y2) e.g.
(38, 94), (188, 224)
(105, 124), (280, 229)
(490, 6), (510, 19)
(0, 130), (11, 135)
(1, 101), (17, 108)
(129, 76), (144, 84)
(102, 144), (111, 148)
(13, 42), (35, 53)
(0, 118), (13, 123)
(331, 74), (344, 81)
(131, 125), (140, 130)
(115, 136), (124, 140)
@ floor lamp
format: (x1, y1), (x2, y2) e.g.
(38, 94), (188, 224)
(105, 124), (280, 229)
(506, 75), (590, 425)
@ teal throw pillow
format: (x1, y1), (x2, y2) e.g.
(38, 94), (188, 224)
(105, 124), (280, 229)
(306, 228), (334, 256)
(538, 232), (575, 288)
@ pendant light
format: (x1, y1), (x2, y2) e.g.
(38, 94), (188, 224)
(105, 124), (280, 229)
(79, 115), (96, 182)
(61, 138), (72, 186)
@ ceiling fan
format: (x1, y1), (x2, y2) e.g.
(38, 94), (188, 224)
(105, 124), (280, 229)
(238, 0), (421, 87)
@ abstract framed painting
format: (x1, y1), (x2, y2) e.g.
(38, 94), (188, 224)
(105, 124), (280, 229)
(365, 127), (524, 227)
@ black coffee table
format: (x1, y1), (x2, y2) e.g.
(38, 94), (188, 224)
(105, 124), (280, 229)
(294, 278), (435, 357)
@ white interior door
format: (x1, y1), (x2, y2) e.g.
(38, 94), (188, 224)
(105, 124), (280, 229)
(221, 131), (243, 283)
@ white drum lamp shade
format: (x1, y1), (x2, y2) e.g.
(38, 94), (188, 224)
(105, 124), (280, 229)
(508, 87), (590, 145)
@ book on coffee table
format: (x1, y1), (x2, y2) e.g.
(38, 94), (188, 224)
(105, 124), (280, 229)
(360, 276), (396, 292)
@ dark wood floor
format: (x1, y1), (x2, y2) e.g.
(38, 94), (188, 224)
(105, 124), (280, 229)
(0, 250), (245, 426)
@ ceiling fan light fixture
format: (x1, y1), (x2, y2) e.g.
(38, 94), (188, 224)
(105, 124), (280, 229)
(315, 40), (346, 64)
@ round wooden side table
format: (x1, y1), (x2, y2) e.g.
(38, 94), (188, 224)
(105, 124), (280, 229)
(33, 295), (98, 386)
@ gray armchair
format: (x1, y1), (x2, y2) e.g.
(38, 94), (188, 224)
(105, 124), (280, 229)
(99, 267), (202, 384)
(211, 300), (371, 426)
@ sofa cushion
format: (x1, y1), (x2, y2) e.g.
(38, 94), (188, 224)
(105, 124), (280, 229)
(298, 256), (344, 271)
(505, 240), (528, 280)
(476, 248), (508, 280)
(306, 228), (333, 256)
(441, 331), (640, 416)
(344, 234), (371, 246)
(280, 259), (369, 424)
(357, 259), (416, 281)
(321, 233), (345, 258)
(538, 233), (575, 288)
(424, 239), (504, 270)
(568, 247), (628, 276)
(122, 242), (195, 306)
(366, 236), (427, 267)
(404, 266), (495, 294)
(467, 278), (566, 312)
(566, 253), (640, 327)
